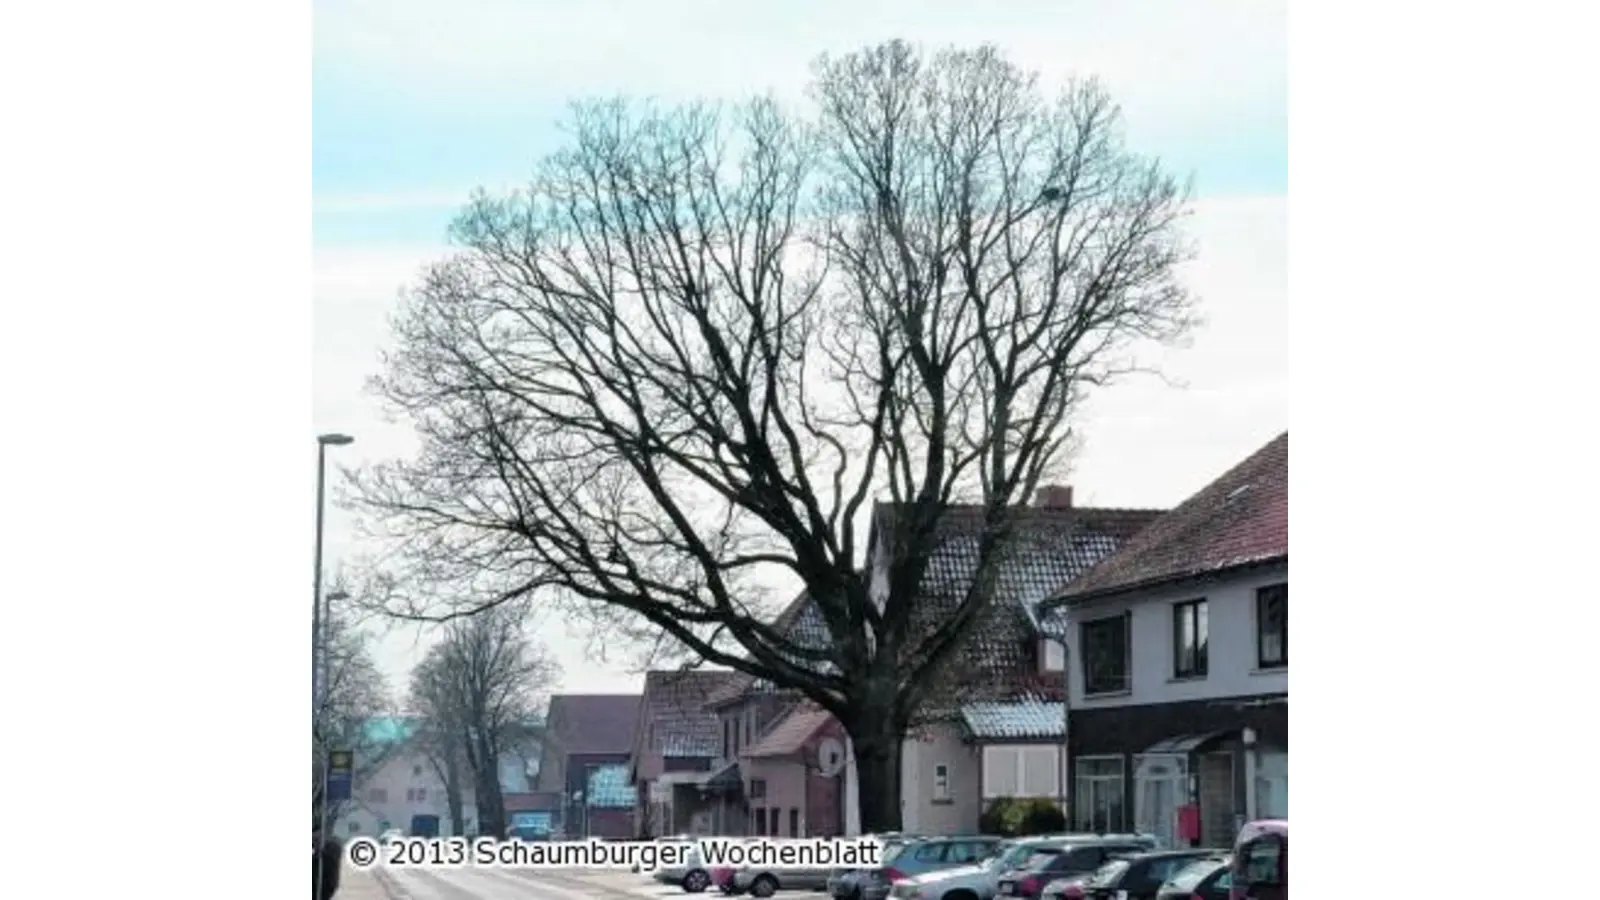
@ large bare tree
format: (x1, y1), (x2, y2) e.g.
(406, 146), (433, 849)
(352, 41), (1194, 831)
(313, 604), (395, 833)
(407, 602), (558, 839)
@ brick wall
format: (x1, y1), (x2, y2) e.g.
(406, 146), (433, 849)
(584, 807), (635, 839)
(803, 717), (846, 837)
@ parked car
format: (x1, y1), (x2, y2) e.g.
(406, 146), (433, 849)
(828, 836), (920, 900)
(1076, 851), (1224, 900)
(1154, 856), (1233, 900)
(653, 836), (714, 893)
(892, 834), (1156, 900)
(998, 839), (1177, 900)
(732, 857), (836, 897)
(832, 837), (1001, 900)
(1037, 873), (1096, 900)
(1227, 820), (1285, 900)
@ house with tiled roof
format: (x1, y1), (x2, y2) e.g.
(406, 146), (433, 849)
(333, 715), (549, 840)
(696, 648), (850, 841)
(535, 693), (641, 838)
(1040, 432), (1288, 850)
(630, 669), (747, 836)
(701, 487), (1162, 836)
(874, 488), (1163, 835)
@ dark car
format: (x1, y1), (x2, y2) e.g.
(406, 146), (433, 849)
(1154, 856), (1232, 900)
(996, 838), (1157, 900)
(1081, 851), (1226, 900)
(1038, 872), (1097, 900)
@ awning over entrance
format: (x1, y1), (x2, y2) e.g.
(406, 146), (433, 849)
(674, 761), (742, 795)
(1142, 730), (1233, 754)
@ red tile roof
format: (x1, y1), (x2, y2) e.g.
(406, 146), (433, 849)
(743, 703), (835, 758)
(638, 670), (747, 758)
(705, 505), (1164, 720)
(545, 693), (642, 756)
(1052, 432), (1288, 603)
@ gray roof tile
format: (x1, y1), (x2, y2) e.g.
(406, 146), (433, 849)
(960, 701), (1067, 740)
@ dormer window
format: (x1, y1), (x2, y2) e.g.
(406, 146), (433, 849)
(1040, 638), (1065, 673)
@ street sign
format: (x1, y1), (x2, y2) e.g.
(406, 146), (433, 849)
(327, 749), (353, 802)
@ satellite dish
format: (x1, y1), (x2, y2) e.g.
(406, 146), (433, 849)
(817, 737), (846, 777)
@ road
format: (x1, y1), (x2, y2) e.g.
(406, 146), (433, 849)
(351, 865), (698, 900)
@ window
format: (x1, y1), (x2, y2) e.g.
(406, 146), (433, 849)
(1059, 846), (1103, 872)
(1020, 747), (1060, 797)
(1172, 599), (1209, 678)
(947, 841), (991, 864)
(982, 746), (1020, 797)
(1080, 614), (1130, 695)
(933, 763), (951, 801)
(1242, 836), (1284, 886)
(749, 778), (767, 800)
(752, 806), (766, 835)
(910, 842), (943, 862)
(769, 808), (781, 835)
(1256, 752), (1288, 819)
(1073, 756), (1126, 832)
(1041, 639), (1065, 673)
(1256, 584), (1287, 668)
(723, 719), (731, 758)
(731, 715), (742, 756)
(413, 764), (423, 777)
(789, 808), (800, 836)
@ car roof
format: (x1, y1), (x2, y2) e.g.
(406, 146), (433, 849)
(1112, 849), (1228, 862)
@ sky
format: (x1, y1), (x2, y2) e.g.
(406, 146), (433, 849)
(312, 0), (1288, 703)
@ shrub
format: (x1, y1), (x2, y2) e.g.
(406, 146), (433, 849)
(1018, 798), (1067, 835)
(979, 797), (1024, 836)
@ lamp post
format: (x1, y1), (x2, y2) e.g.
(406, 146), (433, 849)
(313, 432), (354, 714)
(313, 432), (352, 900)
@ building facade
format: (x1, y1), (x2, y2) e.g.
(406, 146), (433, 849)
(1046, 433), (1289, 849)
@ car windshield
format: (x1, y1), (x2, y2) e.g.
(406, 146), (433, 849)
(1163, 858), (1228, 890)
(991, 843), (1049, 870)
(1023, 851), (1063, 871)
(881, 842), (910, 864)
(1086, 860), (1128, 887)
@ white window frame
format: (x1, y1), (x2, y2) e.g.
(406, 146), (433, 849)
(981, 746), (1021, 798)
(1073, 755), (1127, 832)
(1080, 613), (1132, 696)
(1042, 638), (1066, 673)
(933, 763), (951, 801)
(984, 745), (1061, 799)
(1018, 746), (1061, 798)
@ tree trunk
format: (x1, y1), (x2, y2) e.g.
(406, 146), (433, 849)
(472, 734), (506, 838)
(846, 714), (905, 834)
(475, 765), (505, 838)
(443, 751), (466, 838)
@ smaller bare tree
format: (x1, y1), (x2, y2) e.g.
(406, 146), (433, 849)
(313, 604), (395, 832)
(408, 602), (559, 838)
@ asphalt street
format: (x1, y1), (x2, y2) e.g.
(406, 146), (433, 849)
(355, 865), (711, 900)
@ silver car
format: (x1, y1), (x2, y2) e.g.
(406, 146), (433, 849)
(888, 835), (1155, 900)
(653, 836), (714, 893)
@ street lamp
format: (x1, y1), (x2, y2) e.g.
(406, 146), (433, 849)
(313, 432), (352, 900)
(313, 432), (354, 707)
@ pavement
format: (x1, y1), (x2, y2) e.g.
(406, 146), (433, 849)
(350, 865), (700, 900)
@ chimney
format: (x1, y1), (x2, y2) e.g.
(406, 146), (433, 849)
(1034, 484), (1074, 509)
